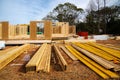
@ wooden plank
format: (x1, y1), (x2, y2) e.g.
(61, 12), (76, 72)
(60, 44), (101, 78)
(26, 43), (47, 72)
(44, 44), (51, 72)
(37, 44), (48, 71)
(76, 43), (116, 61)
(0, 44), (30, 70)
(87, 42), (120, 59)
(53, 44), (67, 71)
(98, 43), (120, 51)
(5, 40), (51, 45)
(37, 44), (51, 72)
(60, 46), (78, 61)
(71, 44), (114, 69)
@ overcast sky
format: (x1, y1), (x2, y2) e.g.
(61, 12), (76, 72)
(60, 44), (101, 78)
(0, 0), (90, 24)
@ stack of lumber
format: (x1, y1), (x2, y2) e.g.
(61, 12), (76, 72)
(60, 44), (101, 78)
(87, 42), (120, 59)
(0, 44), (30, 70)
(26, 43), (51, 72)
(74, 43), (117, 61)
(65, 44), (119, 79)
(71, 43), (120, 71)
(53, 44), (67, 71)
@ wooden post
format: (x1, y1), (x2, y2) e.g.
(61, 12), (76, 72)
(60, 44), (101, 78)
(44, 21), (52, 40)
(1, 21), (9, 40)
(30, 21), (37, 40)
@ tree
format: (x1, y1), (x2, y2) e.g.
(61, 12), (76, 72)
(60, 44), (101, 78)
(43, 2), (83, 25)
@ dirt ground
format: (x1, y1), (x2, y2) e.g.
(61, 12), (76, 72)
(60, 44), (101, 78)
(0, 40), (120, 80)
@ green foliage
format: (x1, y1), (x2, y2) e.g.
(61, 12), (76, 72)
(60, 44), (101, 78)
(43, 2), (83, 25)
(85, 6), (120, 34)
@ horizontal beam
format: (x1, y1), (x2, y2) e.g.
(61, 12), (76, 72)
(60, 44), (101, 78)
(5, 40), (51, 45)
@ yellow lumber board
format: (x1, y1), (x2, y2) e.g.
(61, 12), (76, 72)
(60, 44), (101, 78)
(26, 43), (47, 71)
(66, 45), (119, 79)
(98, 43), (120, 51)
(53, 44), (67, 70)
(0, 44), (30, 70)
(60, 46), (78, 61)
(76, 43), (116, 60)
(87, 42), (120, 59)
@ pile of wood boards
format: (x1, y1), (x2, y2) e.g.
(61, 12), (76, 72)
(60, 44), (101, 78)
(26, 43), (51, 72)
(65, 44), (120, 79)
(0, 44), (30, 70)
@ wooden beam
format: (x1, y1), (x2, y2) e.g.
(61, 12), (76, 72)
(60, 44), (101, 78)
(5, 40), (51, 45)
